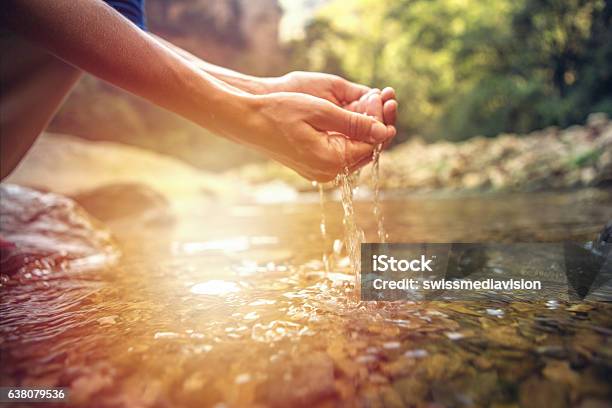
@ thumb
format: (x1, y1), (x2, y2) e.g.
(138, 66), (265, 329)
(310, 102), (394, 144)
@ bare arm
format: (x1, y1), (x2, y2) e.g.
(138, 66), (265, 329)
(1, 0), (394, 181)
(152, 33), (398, 125)
(1, 0), (254, 139)
(151, 34), (270, 95)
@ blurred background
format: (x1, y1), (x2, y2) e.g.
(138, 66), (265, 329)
(47, 0), (612, 172)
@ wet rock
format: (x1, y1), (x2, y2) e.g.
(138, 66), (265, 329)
(379, 386), (404, 408)
(259, 352), (336, 407)
(578, 399), (612, 408)
(392, 376), (429, 406)
(542, 361), (580, 387)
(485, 326), (531, 350)
(431, 371), (499, 407)
(519, 376), (568, 408)
(72, 182), (174, 225)
(0, 184), (118, 276)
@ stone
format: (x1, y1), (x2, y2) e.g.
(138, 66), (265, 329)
(519, 376), (568, 408)
(259, 352), (336, 407)
(73, 182), (173, 225)
(0, 184), (118, 276)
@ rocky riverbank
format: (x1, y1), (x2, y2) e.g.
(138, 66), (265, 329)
(233, 113), (612, 193)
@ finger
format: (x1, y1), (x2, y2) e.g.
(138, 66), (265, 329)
(345, 100), (359, 112)
(383, 99), (398, 127)
(381, 87), (396, 102)
(338, 79), (371, 105)
(348, 151), (374, 173)
(311, 102), (395, 144)
(366, 93), (384, 122)
(349, 126), (395, 172)
(344, 138), (375, 169)
(381, 126), (396, 150)
(355, 88), (379, 114)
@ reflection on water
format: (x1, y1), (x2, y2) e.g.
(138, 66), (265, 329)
(1, 188), (612, 407)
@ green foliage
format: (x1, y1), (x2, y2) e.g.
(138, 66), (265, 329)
(288, 0), (612, 141)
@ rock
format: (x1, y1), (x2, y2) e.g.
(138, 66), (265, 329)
(72, 183), (173, 225)
(485, 326), (531, 350)
(519, 376), (568, 408)
(5, 132), (249, 200)
(578, 398), (612, 408)
(259, 352), (336, 407)
(0, 184), (118, 276)
(586, 112), (609, 133)
(392, 376), (429, 406)
(379, 386), (404, 408)
(542, 361), (580, 387)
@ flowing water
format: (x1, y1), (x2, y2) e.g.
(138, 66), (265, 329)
(335, 169), (365, 287)
(371, 143), (387, 243)
(1, 188), (612, 407)
(315, 182), (330, 274)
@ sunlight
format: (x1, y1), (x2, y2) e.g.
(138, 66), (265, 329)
(190, 280), (241, 296)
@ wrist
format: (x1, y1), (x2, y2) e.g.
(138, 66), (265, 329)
(255, 75), (289, 94)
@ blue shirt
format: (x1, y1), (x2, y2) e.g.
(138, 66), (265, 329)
(104, 0), (146, 30)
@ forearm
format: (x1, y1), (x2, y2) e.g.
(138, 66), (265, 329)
(150, 34), (274, 95)
(1, 0), (257, 138)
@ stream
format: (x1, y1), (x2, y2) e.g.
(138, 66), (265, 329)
(1, 187), (611, 407)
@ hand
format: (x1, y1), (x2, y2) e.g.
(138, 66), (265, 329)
(265, 71), (398, 126)
(346, 87), (398, 127)
(245, 92), (396, 181)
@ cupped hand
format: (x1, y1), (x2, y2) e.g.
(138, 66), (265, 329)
(249, 92), (396, 181)
(268, 71), (367, 106)
(267, 72), (398, 126)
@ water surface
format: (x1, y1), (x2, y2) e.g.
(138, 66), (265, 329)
(1, 188), (611, 407)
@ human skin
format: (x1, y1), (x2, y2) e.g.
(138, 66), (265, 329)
(152, 35), (398, 127)
(1, 0), (397, 182)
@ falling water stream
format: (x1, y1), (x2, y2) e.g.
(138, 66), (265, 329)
(371, 143), (387, 243)
(315, 182), (330, 273)
(335, 168), (365, 285)
(318, 142), (387, 287)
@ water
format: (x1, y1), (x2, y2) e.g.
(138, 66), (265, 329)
(315, 182), (330, 274)
(371, 143), (387, 243)
(335, 168), (365, 285)
(1, 188), (612, 407)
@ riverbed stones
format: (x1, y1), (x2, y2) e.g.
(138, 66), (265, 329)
(259, 351), (336, 407)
